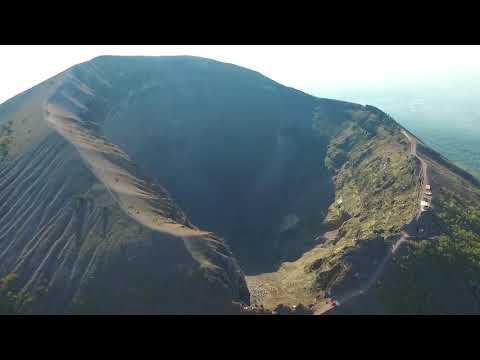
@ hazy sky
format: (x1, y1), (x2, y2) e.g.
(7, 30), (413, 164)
(2, 45), (480, 103)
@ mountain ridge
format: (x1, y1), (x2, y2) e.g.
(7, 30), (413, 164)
(1, 55), (479, 314)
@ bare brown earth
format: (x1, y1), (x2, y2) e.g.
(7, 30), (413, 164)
(246, 230), (338, 309)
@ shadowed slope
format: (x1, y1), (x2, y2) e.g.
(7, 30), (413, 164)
(0, 58), (250, 314)
(45, 78), (212, 239)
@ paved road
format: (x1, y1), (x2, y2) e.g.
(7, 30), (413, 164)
(314, 130), (428, 315)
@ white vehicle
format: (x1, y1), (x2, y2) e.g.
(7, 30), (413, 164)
(421, 200), (430, 210)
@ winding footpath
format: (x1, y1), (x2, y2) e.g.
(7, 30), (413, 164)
(314, 129), (429, 315)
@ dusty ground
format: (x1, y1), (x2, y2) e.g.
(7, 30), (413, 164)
(246, 230), (338, 310)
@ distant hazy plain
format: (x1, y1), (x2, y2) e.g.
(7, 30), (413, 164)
(319, 78), (480, 180)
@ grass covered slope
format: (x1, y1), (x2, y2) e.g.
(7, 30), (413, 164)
(247, 106), (421, 310)
(324, 110), (418, 245)
(356, 147), (480, 314)
(328, 137), (480, 314)
(248, 105), (480, 314)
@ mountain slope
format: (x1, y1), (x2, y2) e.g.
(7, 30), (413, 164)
(331, 142), (480, 314)
(0, 57), (251, 314)
(1, 55), (479, 314)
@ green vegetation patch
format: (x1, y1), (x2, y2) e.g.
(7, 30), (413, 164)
(326, 122), (417, 247)
(371, 166), (480, 313)
(306, 111), (419, 293)
(0, 120), (14, 160)
(0, 273), (34, 314)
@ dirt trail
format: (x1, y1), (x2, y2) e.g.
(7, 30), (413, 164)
(402, 129), (429, 219)
(314, 129), (428, 315)
(314, 232), (410, 314)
